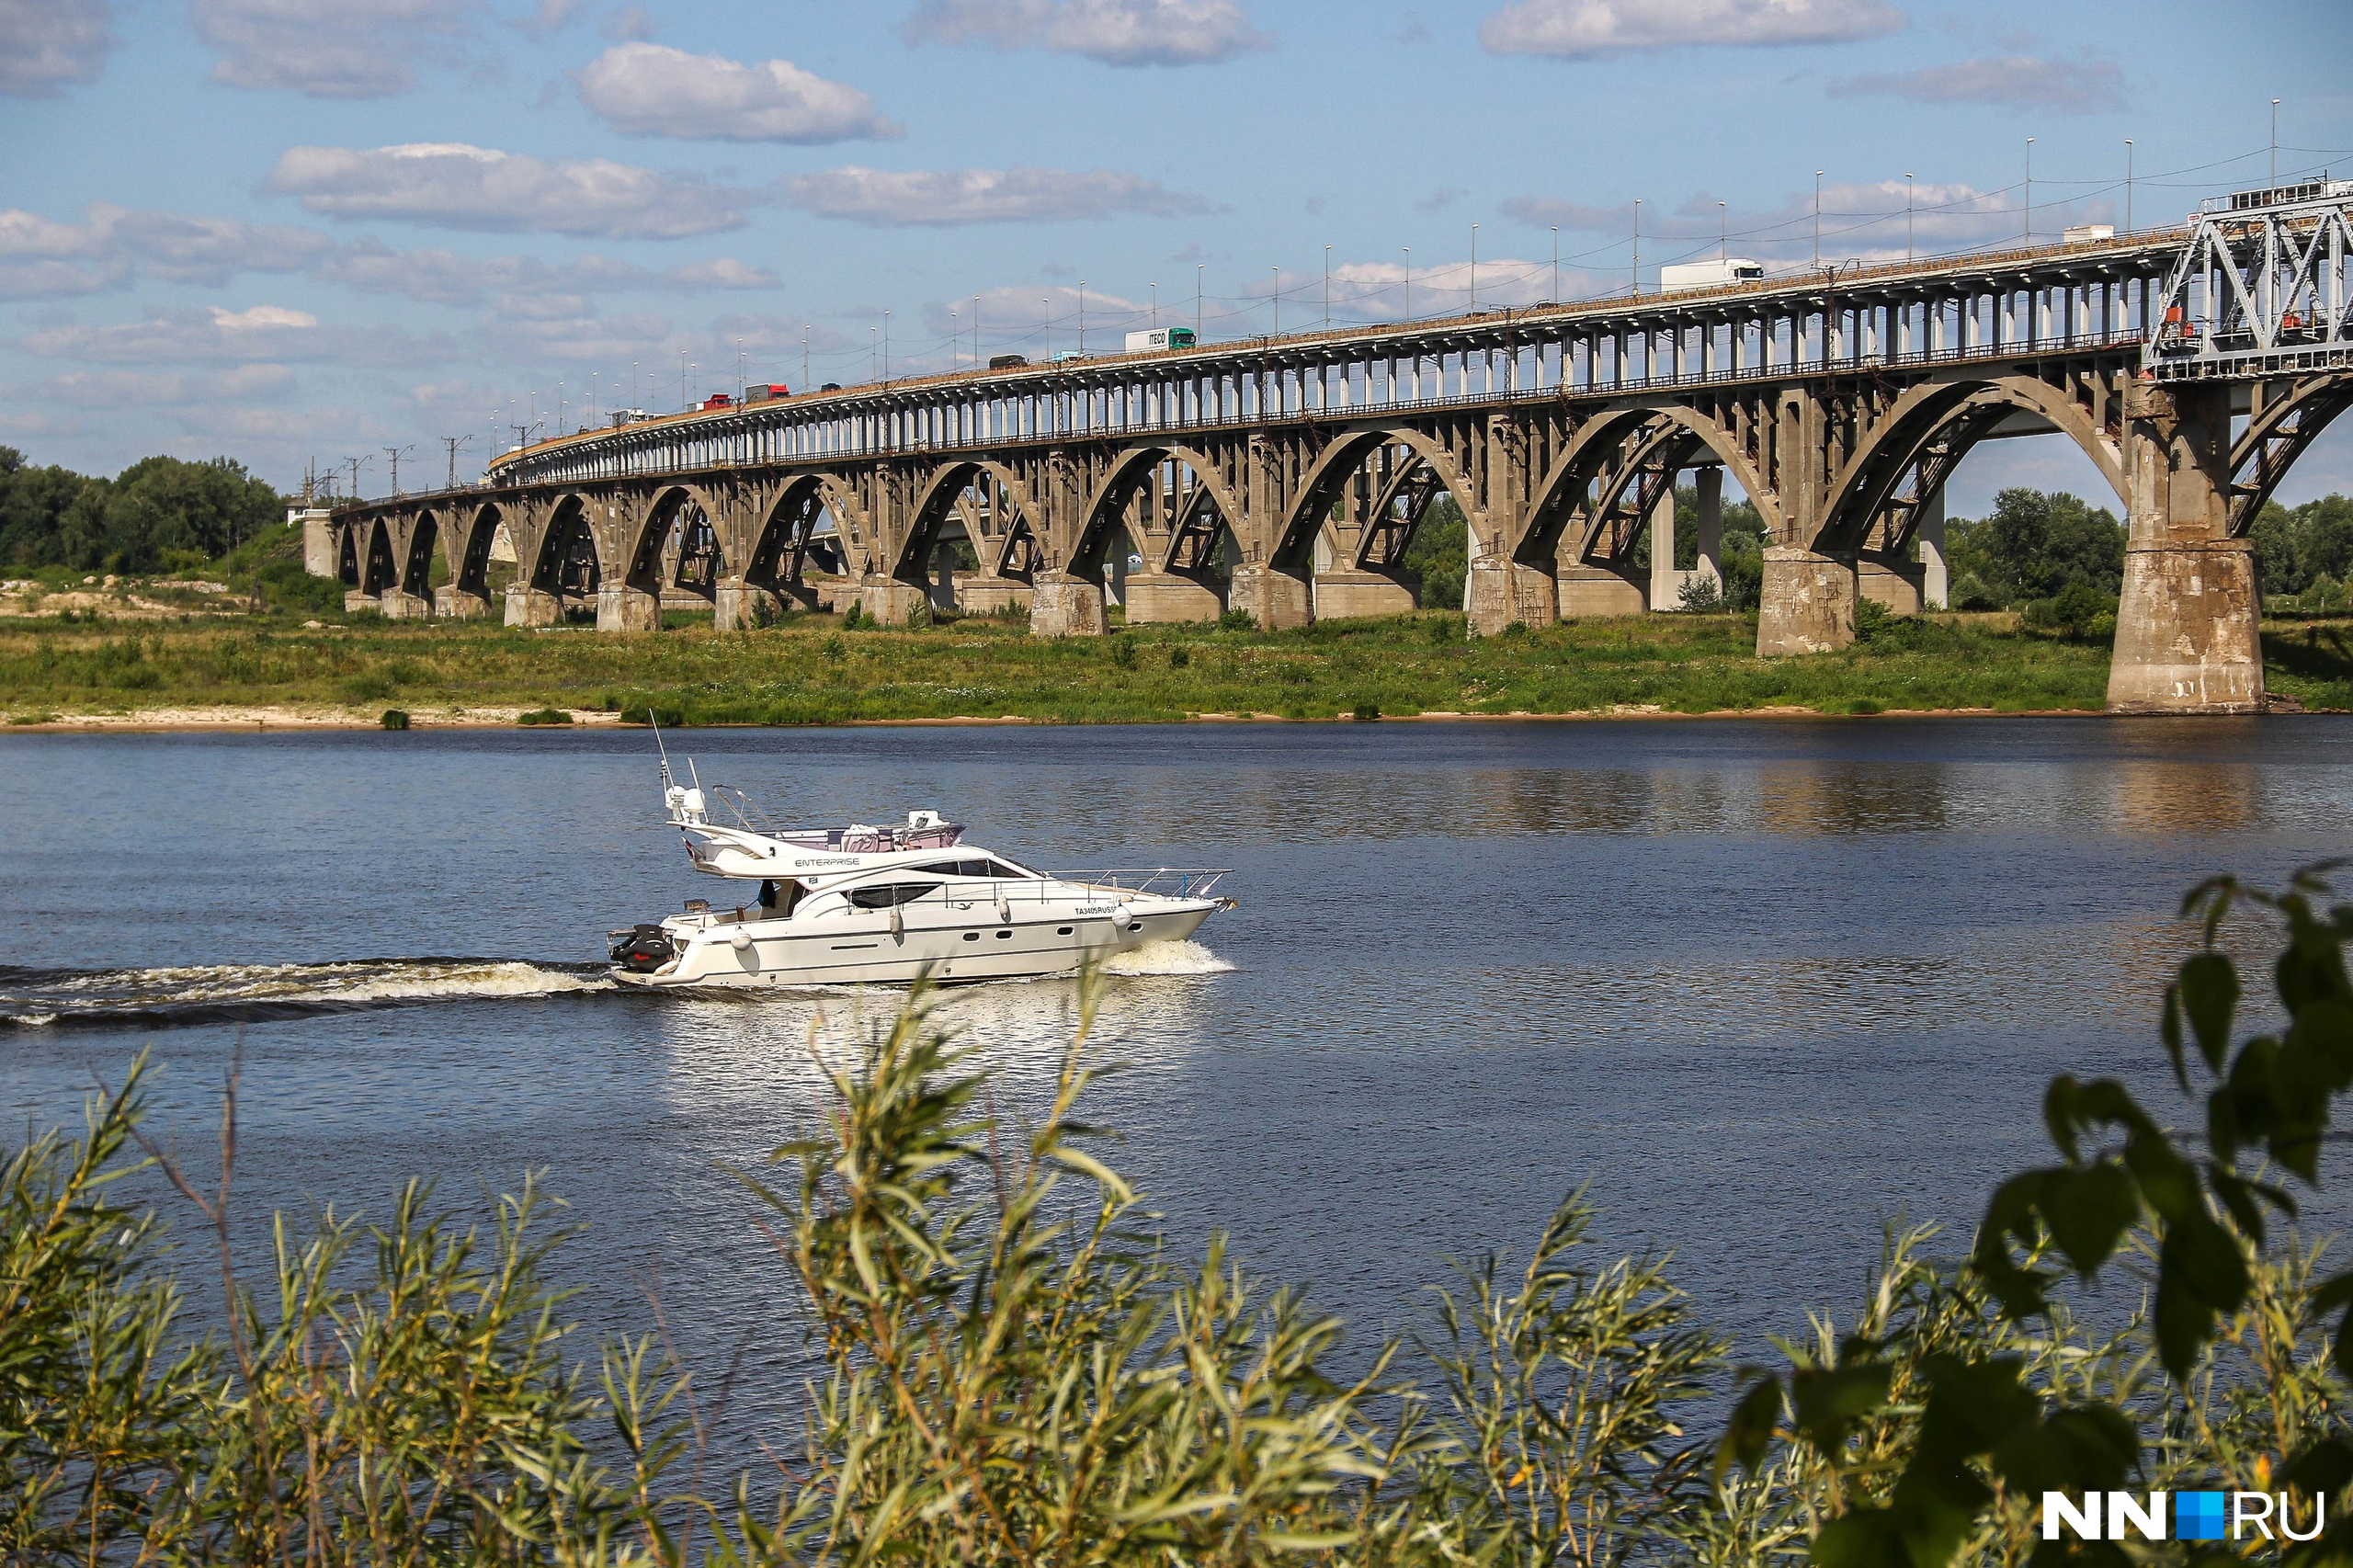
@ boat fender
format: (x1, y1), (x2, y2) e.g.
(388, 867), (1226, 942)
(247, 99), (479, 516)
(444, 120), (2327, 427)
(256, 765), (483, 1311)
(731, 929), (753, 951)
(890, 904), (904, 941)
(996, 892), (1012, 924)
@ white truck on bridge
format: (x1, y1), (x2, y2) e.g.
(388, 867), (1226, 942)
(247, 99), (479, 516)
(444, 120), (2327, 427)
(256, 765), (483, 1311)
(1660, 258), (1765, 294)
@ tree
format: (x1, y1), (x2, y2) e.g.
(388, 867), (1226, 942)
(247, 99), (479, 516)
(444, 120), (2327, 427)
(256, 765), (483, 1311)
(1949, 487), (2125, 607)
(1405, 495), (1467, 611)
(0, 449), (281, 572)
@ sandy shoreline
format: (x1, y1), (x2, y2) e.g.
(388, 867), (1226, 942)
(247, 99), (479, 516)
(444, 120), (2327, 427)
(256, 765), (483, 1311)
(0, 702), (2122, 733)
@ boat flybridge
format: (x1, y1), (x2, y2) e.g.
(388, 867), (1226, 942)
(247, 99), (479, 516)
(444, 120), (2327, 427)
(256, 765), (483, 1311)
(607, 751), (1233, 990)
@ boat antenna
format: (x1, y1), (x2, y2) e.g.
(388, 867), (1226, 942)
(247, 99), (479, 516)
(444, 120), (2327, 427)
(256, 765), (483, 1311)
(650, 711), (673, 788)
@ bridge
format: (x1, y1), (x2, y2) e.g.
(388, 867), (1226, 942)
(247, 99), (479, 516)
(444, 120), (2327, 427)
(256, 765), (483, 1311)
(322, 181), (2353, 714)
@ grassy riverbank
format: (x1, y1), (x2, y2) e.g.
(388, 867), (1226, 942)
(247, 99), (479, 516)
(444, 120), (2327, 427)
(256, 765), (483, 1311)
(6, 605), (2346, 727)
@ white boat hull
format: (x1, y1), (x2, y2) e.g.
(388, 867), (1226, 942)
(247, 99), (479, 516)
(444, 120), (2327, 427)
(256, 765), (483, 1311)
(610, 899), (1217, 991)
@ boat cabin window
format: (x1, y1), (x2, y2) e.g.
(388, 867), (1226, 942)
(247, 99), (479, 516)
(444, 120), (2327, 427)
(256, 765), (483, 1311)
(921, 857), (1029, 880)
(758, 880), (805, 916)
(846, 881), (934, 909)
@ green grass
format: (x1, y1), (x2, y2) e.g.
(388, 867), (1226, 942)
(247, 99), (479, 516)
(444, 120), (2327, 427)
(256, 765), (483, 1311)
(0, 604), (2259, 725)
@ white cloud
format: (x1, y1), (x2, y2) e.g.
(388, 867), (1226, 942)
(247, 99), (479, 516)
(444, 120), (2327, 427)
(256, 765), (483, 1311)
(189, 0), (478, 97)
(576, 42), (902, 142)
(315, 242), (779, 305)
(42, 364), (297, 407)
(1480, 0), (1902, 58)
(899, 0), (1271, 65)
(0, 0), (111, 95)
(1830, 55), (2126, 113)
(265, 142), (759, 238)
(785, 165), (1212, 226)
(0, 204), (328, 296)
(21, 306), (452, 365)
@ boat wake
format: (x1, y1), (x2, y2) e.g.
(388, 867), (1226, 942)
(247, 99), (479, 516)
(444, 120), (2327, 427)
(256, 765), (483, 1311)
(1101, 939), (1237, 977)
(0, 958), (614, 1031)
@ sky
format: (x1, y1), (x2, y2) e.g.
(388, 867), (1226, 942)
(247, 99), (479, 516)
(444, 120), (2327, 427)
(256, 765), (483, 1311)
(4, 0), (2351, 515)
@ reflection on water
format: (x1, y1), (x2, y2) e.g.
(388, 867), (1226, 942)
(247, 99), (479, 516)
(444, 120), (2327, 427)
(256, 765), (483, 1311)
(1, 714), (2349, 1445)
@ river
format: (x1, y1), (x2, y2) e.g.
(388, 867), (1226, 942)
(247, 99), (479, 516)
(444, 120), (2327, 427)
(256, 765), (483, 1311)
(4, 716), (2348, 1450)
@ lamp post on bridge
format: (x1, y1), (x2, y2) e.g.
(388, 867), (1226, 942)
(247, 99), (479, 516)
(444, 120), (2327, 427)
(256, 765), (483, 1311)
(1813, 172), (1823, 267)
(1470, 222), (1478, 311)
(2024, 138), (2033, 244)
(2125, 141), (2133, 234)
(1905, 175), (1913, 262)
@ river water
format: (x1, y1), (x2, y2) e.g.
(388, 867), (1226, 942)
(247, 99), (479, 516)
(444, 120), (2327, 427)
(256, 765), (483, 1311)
(3, 717), (2349, 1444)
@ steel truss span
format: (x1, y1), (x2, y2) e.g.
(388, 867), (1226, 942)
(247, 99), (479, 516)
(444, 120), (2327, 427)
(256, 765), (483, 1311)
(324, 190), (2353, 714)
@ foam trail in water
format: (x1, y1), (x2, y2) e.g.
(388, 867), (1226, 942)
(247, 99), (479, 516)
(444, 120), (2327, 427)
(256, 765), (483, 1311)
(1101, 939), (1236, 976)
(0, 959), (613, 1030)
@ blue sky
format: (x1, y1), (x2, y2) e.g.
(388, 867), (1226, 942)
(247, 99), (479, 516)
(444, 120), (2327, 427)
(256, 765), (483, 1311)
(4, 0), (2350, 514)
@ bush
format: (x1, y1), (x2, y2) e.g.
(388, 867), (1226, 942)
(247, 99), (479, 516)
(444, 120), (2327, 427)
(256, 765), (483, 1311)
(1352, 700), (1381, 721)
(1677, 573), (1726, 612)
(379, 709), (409, 730)
(2021, 579), (2117, 640)
(1108, 636), (1136, 668)
(616, 704), (681, 726)
(517, 707), (571, 725)
(841, 600), (868, 630)
(1216, 608), (1256, 631)
(1167, 643), (1190, 668)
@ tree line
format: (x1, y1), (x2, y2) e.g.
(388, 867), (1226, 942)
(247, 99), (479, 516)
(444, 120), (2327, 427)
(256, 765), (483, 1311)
(0, 447), (285, 575)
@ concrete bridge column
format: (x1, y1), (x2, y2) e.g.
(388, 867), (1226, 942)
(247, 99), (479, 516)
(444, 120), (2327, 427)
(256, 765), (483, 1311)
(1029, 571), (1107, 635)
(434, 585), (492, 619)
(1918, 488), (1949, 609)
(597, 583), (661, 632)
(505, 585), (562, 627)
(860, 575), (930, 625)
(1468, 554), (1558, 632)
(2107, 382), (2264, 714)
(1313, 568), (1418, 619)
(377, 588), (432, 619)
(958, 575), (1035, 617)
(1227, 562), (1313, 630)
(1122, 572), (1222, 621)
(712, 579), (747, 631)
(1756, 547), (1858, 654)
(1693, 469), (1723, 600)
(1647, 484), (1679, 611)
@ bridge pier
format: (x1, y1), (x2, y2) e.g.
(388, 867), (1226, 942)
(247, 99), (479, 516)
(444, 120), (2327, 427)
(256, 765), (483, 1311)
(1692, 468), (1724, 603)
(957, 575), (1033, 617)
(1121, 573), (1222, 622)
(1313, 569), (1418, 619)
(2107, 383), (2264, 714)
(1647, 489), (1681, 611)
(859, 576), (931, 626)
(1858, 555), (1924, 615)
(1556, 562), (1643, 618)
(712, 582), (747, 631)
(597, 584), (661, 632)
(1227, 563), (1313, 631)
(1756, 547), (1858, 655)
(505, 585), (563, 627)
(1029, 571), (1107, 636)
(434, 585), (491, 619)
(1467, 558), (1557, 635)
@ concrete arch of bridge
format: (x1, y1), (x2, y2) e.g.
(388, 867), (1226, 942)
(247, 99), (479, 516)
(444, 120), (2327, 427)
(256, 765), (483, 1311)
(1272, 426), (1479, 579)
(1813, 374), (2127, 555)
(395, 510), (439, 614)
(361, 517), (398, 597)
(2228, 377), (2353, 534)
(621, 483), (722, 589)
(904, 459), (1039, 580)
(1520, 406), (1777, 566)
(1075, 442), (1244, 570)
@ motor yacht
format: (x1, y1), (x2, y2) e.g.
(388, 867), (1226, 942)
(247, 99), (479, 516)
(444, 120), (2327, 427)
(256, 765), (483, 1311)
(607, 756), (1233, 990)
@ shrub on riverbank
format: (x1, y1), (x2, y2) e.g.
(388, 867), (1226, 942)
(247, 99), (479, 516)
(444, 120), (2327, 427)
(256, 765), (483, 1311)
(9, 870), (2353, 1563)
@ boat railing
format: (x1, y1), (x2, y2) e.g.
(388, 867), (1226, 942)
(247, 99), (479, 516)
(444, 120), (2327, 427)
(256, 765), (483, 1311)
(1055, 868), (1232, 900)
